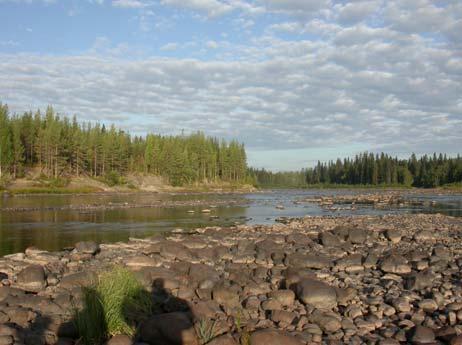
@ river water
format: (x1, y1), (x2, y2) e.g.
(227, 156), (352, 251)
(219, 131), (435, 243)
(0, 190), (461, 256)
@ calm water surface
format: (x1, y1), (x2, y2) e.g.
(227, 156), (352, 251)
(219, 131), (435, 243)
(0, 190), (461, 256)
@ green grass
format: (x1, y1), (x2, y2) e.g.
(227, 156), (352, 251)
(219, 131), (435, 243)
(196, 319), (217, 345)
(73, 267), (152, 345)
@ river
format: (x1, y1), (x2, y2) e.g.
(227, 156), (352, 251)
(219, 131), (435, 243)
(0, 190), (461, 256)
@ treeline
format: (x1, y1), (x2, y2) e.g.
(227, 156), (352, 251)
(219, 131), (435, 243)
(0, 104), (248, 186)
(251, 152), (462, 188)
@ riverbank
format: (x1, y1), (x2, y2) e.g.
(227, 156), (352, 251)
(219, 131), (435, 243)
(0, 214), (461, 344)
(1, 175), (256, 196)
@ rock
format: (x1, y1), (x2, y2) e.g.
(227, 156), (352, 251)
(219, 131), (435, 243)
(287, 253), (331, 269)
(419, 299), (438, 313)
(139, 312), (198, 345)
(271, 310), (297, 325)
(16, 265), (46, 292)
(380, 255), (411, 274)
(385, 229), (402, 243)
(268, 290), (295, 307)
(75, 241), (99, 255)
(405, 270), (436, 290)
(250, 329), (303, 345)
(320, 232), (342, 247)
(450, 335), (462, 345)
(105, 335), (133, 345)
(124, 255), (161, 268)
(348, 227), (367, 244)
(414, 231), (434, 241)
(311, 311), (342, 333)
(212, 285), (240, 308)
(59, 271), (98, 289)
(207, 334), (238, 345)
(0, 335), (14, 345)
(411, 326), (435, 344)
(295, 278), (337, 309)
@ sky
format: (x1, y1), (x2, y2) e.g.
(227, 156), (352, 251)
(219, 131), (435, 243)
(0, 0), (461, 171)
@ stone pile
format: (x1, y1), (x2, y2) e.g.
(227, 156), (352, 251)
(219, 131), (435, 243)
(0, 213), (461, 345)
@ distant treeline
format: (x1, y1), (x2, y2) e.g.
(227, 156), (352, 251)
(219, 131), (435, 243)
(251, 152), (462, 188)
(0, 104), (248, 186)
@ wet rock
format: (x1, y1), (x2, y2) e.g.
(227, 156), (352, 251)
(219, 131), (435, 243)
(295, 278), (337, 309)
(15, 265), (46, 292)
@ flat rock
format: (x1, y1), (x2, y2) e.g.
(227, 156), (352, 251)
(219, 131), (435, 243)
(295, 278), (337, 309)
(15, 265), (46, 292)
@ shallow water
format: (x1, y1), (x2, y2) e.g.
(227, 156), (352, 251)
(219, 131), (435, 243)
(0, 190), (461, 256)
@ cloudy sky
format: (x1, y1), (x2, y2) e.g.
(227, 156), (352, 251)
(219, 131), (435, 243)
(1, 0), (461, 170)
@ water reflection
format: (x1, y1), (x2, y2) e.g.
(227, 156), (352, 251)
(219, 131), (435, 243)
(0, 190), (461, 256)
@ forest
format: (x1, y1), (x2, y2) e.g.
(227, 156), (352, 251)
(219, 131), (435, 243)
(0, 104), (248, 186)
(251, 152), (462, 188)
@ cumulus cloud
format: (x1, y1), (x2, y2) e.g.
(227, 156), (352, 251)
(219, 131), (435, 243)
(1, 0), (461, 167)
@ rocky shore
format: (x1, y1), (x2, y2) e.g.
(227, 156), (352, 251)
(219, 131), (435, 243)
(1, 213), (462, 345)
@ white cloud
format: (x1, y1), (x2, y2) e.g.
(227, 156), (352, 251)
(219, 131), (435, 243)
(161, 0), (233, 17)
(112, 0), (149, 9)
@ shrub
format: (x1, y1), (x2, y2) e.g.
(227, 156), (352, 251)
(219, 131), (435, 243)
(73, 267), (152, 345)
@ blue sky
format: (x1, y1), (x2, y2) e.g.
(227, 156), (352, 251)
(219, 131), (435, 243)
(1, 0), (461, 170)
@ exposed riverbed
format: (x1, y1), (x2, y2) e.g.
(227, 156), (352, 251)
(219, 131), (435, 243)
(0, 190), (461, 256)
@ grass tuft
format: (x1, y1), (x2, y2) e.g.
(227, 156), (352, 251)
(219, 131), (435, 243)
(196, 318), (217, 345)
(73, 266), (152, 345)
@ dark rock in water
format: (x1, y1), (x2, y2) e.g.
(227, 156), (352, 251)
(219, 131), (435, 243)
(410, 325), (435, 344)
(139, 312), (198, 345)
(15, 265), (46, 292)
(294, 278), (337, 309)
(320, 231), (342, 247)
(74, 241), (100, 255)
(250, 329), (303, 345)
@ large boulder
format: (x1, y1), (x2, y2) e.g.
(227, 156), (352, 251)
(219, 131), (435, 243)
(15, 265), (46, 292)
(287, 253), (331, 269)
(294, 278), (337, 309)
(139, 312), (198, 345)
(250, 329), (303, 345)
